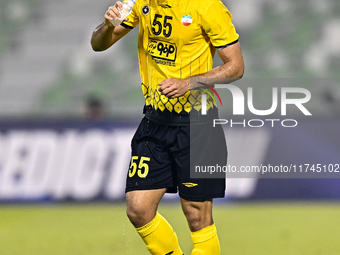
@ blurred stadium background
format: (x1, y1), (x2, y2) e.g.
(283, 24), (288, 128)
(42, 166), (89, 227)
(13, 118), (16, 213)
(0, 0), (340, 254)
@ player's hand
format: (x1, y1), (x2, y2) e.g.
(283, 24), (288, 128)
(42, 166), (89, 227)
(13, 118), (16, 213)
(104, 1), (129, 27)
(158, 78), (190, 99)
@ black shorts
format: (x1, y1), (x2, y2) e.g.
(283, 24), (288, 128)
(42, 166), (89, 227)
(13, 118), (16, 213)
(125, 117), (227, 202)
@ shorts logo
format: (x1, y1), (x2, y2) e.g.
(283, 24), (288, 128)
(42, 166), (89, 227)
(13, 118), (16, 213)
(181, 15), (192, 26)
(182, 182), (198, 188)
(142, 5), (150, 15)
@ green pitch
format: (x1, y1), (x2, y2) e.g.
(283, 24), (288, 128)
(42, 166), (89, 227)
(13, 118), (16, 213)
(0, 202), (339, 255)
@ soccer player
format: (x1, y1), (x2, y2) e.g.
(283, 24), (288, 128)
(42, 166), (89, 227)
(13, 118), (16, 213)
(91, 0), (244, 254)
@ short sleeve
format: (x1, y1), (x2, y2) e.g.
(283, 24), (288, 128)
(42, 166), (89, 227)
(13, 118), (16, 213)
(201, 0), (239, 48)
(121, 3), (139, 28)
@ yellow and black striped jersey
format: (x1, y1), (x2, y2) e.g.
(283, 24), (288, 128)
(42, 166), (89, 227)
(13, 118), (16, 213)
(122, 0), (239, 122)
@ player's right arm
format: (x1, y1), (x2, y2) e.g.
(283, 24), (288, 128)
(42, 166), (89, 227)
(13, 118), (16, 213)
(91, 2), (132, 51)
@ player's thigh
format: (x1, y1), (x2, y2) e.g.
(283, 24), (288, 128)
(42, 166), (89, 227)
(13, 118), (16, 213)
(126, 188), (166, 212)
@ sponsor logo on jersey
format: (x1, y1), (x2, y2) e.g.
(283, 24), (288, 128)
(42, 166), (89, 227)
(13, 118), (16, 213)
(142, 5), (150, 15)
(181, 15), (192, 26)
(148, 39), (177, 62)
(182, 182), (198, 188)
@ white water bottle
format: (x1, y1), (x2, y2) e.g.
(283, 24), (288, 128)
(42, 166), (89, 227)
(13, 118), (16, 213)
(111, 0), (136, 27)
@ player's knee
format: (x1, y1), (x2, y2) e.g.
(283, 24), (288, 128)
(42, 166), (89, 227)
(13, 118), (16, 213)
(181, 200), (213, 232)
(186, 216), (203, 232)
(126, 204), (154, 227)
(126, 205), (141, 225)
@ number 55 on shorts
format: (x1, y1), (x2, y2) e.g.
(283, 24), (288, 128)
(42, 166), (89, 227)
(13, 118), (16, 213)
(129, 156), (151, 178)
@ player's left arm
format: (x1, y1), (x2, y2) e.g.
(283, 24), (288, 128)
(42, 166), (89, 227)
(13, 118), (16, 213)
(158, 42), (244, 99)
